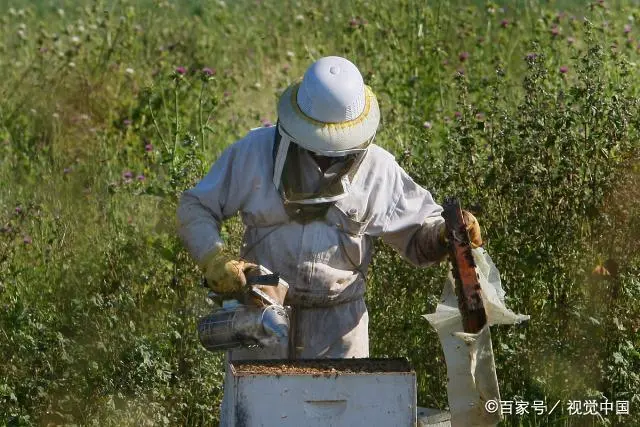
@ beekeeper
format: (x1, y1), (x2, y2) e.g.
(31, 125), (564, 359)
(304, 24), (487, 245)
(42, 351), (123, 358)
(177, 56), (481, 359)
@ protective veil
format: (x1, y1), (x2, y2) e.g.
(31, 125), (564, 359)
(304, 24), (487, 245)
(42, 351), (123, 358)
(273, 123), (371, 222)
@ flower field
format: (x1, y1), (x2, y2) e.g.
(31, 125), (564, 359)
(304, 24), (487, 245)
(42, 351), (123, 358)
(0, 0), (639, 425)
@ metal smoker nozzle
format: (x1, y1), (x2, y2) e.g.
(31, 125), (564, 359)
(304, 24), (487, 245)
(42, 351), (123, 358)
(261, 305), (289, 339)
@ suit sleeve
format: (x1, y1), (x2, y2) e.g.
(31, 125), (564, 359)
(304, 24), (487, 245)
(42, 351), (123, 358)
(176, 143), (249, 264)
(380, 163), (447, 267)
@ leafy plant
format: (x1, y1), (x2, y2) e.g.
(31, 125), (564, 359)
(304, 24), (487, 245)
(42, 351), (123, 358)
(1, 0), (638, 425)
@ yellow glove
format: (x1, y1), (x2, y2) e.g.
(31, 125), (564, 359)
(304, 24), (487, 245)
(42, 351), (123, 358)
(438, 210), (483, 249)
(463, 210), (483, 248)
(199, 250), (257, 294)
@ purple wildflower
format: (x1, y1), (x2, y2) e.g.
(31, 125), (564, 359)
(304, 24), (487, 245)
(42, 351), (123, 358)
(560, 66), (569, 74)
(261, 118), (273, 127)
(137, 174), (145, 181)
(145, 143), (154, 152)
(175, 66), (187, 75)
(23, 235), (32, 245)
(39, 47), (48, 53)
(454, 111), (462, 119)
(623, 24), (631, 34)
(459, 51), (469, 62)
(423, 121), (432, 129)
(475, 112), (485, 121)
(525, 52), (538, 61)
(500, 19), (509, 28)
(122, 170), (133, 180)
(123, 119), (132, 127)
(456, 68), (465, 76)
(567, 37), (575, 45)
(202, 67), (215, 76)
(349, 17), (358, 28)
(223, 91), (231, 98)
(15, 206), (22, 214)
(551, 26), (560, 37)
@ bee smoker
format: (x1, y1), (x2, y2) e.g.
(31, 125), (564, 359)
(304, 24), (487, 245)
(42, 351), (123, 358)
(197, 265), (290, 352)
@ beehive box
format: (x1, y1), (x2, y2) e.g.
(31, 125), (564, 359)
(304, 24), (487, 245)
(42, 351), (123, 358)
(224, 358), (417, 427)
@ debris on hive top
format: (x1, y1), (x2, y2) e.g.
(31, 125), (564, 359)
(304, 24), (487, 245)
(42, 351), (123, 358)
(231, 358), (413, 375)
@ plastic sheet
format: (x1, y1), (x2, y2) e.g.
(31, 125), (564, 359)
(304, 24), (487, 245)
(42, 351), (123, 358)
(424, 248), (529, 426)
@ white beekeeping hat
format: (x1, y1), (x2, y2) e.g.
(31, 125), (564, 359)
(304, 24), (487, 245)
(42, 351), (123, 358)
(277, 56), (379, 154)
(273, 56), (380, 201)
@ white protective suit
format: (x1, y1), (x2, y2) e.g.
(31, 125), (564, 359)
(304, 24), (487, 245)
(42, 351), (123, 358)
(177, 125), (446, 359)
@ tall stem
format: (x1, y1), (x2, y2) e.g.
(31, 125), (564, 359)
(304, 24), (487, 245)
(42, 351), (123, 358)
(173, 80), (180, 167)
(147, 95), (168, 153)
(199, 81), (206, 152)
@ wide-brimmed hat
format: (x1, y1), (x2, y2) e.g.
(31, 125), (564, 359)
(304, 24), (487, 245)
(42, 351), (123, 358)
(276, 56), (380, 156)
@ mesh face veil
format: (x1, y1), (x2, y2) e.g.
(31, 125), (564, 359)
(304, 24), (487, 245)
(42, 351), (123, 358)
(272, 123), (372, 213)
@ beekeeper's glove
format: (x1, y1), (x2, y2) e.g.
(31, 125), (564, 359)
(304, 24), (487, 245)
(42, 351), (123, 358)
(199, 250), (257, 294)
(438, 210), (483, 249)
(463, 210), (482, 248)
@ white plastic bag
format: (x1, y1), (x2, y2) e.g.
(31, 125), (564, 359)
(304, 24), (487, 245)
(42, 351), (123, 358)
(424, 248), (529, 426)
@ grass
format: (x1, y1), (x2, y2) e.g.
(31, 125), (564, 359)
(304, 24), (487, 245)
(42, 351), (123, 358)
(1, 0), (639, 425)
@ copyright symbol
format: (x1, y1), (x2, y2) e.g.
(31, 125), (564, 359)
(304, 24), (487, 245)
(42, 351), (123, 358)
(485, 399), (499, 413)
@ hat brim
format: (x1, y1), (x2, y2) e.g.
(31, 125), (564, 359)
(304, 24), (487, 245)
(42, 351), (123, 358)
(277, 83), (380, 155)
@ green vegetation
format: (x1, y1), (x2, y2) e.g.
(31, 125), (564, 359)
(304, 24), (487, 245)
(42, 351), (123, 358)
(1, 0), (639, 425)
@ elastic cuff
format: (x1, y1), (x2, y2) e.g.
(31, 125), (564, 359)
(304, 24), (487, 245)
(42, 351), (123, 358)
(417, 219), (449, 264)
(197, 243), (226, 270)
